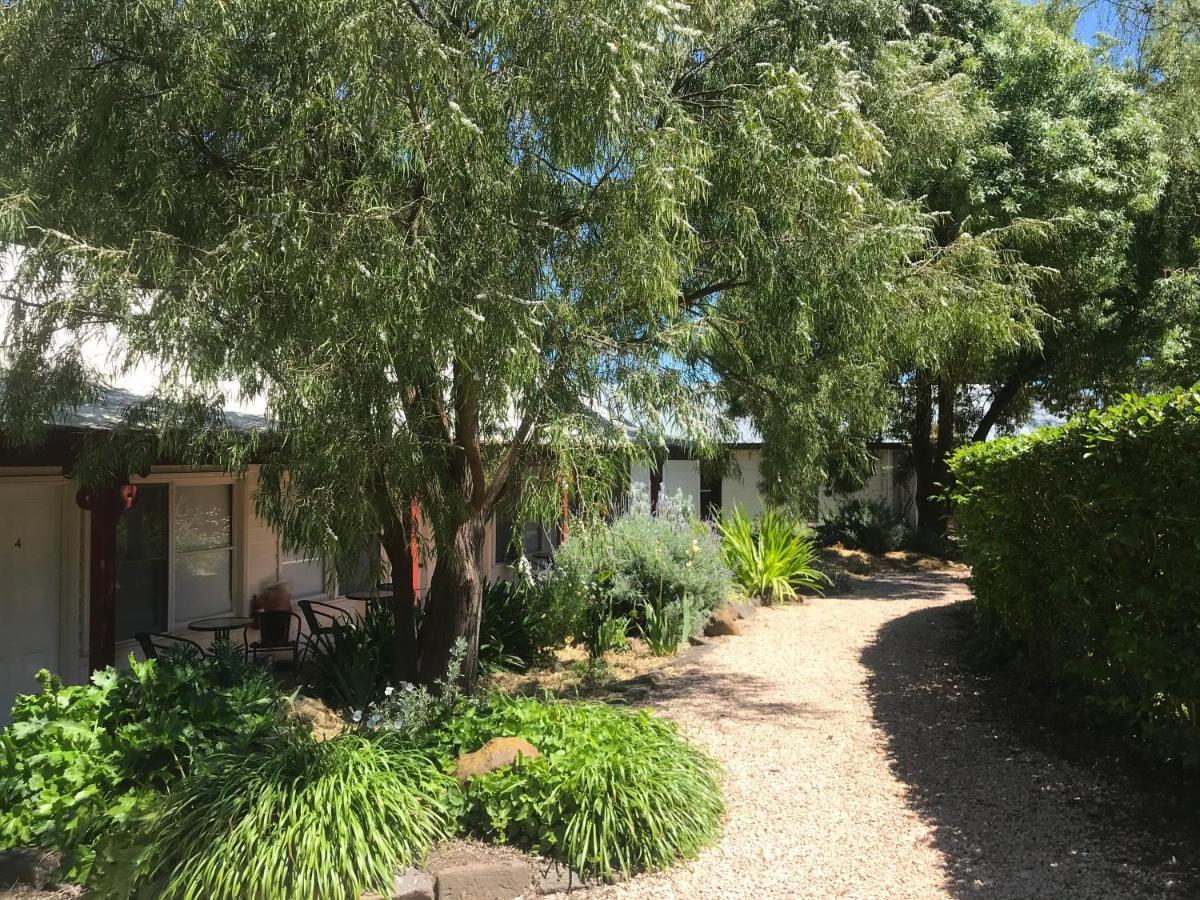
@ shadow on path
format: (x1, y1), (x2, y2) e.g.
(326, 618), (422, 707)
(863, 601), (1200, 899)
(832, 570), (969, 603)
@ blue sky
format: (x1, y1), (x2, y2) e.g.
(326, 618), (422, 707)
(1070, 1), (1143, 63)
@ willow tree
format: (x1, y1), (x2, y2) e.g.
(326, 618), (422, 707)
(0, 0), (1030, 681)
(875, 0), (1168, 531)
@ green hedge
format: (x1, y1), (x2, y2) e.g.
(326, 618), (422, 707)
(948, 389), (1200, 762)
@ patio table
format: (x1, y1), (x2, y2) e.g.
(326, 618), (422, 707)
(345, 590), (394, 605)
(188, 615), (255, 642)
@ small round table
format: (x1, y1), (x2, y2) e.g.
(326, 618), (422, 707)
(345, 590), (394, 605)
(188, 616), (256, 642)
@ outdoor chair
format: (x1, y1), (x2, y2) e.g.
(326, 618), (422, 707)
(248, 610), (302, 671)
(135, 632), (206, 662)
(298, 599), (354, 638)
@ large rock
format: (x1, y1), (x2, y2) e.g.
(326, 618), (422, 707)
(704, 606), (743, 637)
(361, 868), (436, 900)
(435, 860), (532, 900)
(454, 737), (540, 783)
(731, 600), (758, 620)
(0, 848), (60, 890)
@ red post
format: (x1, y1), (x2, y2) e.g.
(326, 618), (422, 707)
(409, 498), (421, 605)
(76, 485), (137, 672)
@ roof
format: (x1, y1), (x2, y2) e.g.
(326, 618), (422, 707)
(52, 387), (269, 432)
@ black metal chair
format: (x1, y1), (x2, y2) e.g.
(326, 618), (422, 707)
(298, 599), (353, 638)
(248, 610), (301, 670)
(135, 632), (206, 662)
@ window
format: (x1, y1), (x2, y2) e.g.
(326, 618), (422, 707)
(116, 485), (169, 641)
(116, 480), (237, 640)
(174, 484), (234, 622)
(699, 468), (722, 521)
(337, 543), (380, 594)
(495, 516), (557, 565)
(281, 545), (326, 599)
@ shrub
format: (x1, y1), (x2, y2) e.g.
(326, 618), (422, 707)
(444, 694), (723, 878)
(718, 507), (829, 603)
(949, 389), (1200, 762)
(365, 639), (469, 741)
(304, 601), (395, 713)
(478, 576), (583, 673)
(816, 498), (904, 555)
(93, 732), (457, 900)
(543, 490), (731, 657)
(0, 655), (288, 880)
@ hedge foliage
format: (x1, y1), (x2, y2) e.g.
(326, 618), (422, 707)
(948, 389), (1200, 762)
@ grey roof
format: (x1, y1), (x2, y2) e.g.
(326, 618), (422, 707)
(53, 388), (269, 432)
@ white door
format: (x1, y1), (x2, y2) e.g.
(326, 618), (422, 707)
(0, 484), (63, 726)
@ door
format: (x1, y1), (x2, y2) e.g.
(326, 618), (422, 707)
(0, 484), (63, 726)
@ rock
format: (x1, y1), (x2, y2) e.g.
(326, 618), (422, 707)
(0, 848), (60, 890)
(704, 606), (743, 637)
(435, 860), (532, 900)
(688, 634), (710, 647)
(454, 737), (540, 783)
(731, 601), (758, 620)
(393, 868), (436, 900)
(536, 863), (587, 894)
(614, 685), (651, 704)
(619, 671), (664, 690)
(362, 868), (436, 900)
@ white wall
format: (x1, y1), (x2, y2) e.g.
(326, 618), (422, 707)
(662, 459), (701, 517)
(816, 447), (915, 526)
(623, 446), (913, 525)
(721, 449), (763, 517)
(630, 462), (653, 499)
(243, 466), (282, 599)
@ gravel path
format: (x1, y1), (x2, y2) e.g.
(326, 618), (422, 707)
(582, 569), (1196, 900)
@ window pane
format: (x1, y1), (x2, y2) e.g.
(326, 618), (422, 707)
(282, 543), (316, 564)
(495, 516), (515, 564)
(116, 485), (168, 640)
(175, 548), (233, 621)
(282, 557), (325, 599)
(118, 484), (167, 562)
(337, 544), (379, 593)
(116, 558), (168, 640)
(176, 485), (232, 552)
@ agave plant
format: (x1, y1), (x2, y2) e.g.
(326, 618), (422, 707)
(717, 507), (830, 604)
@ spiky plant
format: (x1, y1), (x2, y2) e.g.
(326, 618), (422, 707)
(717, 507), (830, 603)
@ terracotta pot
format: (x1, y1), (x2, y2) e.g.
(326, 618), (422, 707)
(253, 581), (292, 628)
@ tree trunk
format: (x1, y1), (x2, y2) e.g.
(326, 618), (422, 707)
(416, 515), (487, 689)
(932, 377), (956, 536)
(911, 376), (938, 532)
(381, 526), (419, 685)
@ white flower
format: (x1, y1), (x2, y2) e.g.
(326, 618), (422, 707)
(403, 683), (416, 693)
(351, 710), (363, 723)
(367, 715), (380, 728)
(384, 685), (395, 697)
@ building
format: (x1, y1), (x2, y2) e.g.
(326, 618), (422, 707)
(630, 426), (915, 525)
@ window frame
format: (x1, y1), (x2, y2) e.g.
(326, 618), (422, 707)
(114, 473), (241, 647)
(280, 544), (329, 600)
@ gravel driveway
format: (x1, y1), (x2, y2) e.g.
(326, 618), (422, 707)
(581, 569), (1198, 900)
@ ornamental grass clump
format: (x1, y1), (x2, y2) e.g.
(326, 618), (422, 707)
(446, 694), (723, 878)
(94, 732), (457, 900)
(718, 506), (829, 603)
